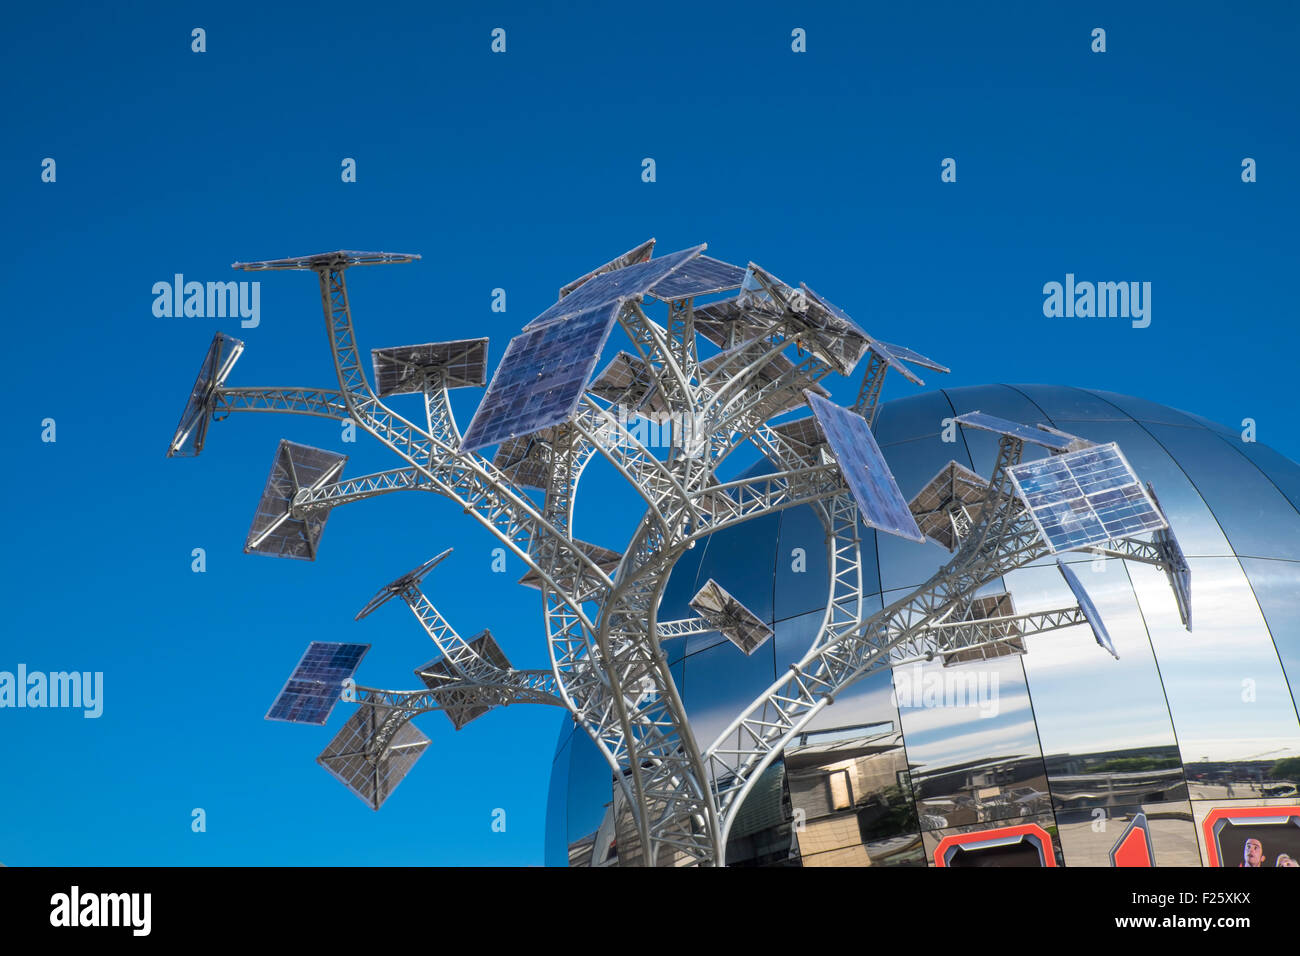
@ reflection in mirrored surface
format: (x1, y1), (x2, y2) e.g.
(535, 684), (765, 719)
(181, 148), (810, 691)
(1191, 798), (1300, 866)
(725, 760), (799, 866)
(894, 654), (1052, 831)
(1239, 558), (1300, 711)
(1130, 558), (1300, 787)
(785, 723), (924, 866)
(1055, 800), (1200, 866)
(921, 814), (1063, 867)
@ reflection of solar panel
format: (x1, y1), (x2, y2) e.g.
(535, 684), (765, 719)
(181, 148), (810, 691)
(355, 548), (453, 621)
(1008, 443), (1166, 553)
(1147, 483), (1192, 630)
(517, 539), (622, 590)
(1057, 560), (1118, 659)
(233, 250), (419, 271)
(266, 641), (371, 725)
(371, 338), (488, 396)
(167, 332), (244, 457)
(461, 301), (623, 452)
(806, 393), (925, 542)
(317, 706), (430, 810)
(954, 411), (1077, 451)
(909, 460), (990, 550)
(646, 255), (746, 301)
(416, 630), (512, 729)
(588, 352), (669, 414)
(699, 347), (829, 416)
(245, 440), (348, 560)
(943, 593), (1026, 666)
(689, 579), (773, 655)
(525, 245), (704, 330)
(558, 239), (656, 299)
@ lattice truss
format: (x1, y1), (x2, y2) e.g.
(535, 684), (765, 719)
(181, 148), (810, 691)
(166, 243), (1194, 863)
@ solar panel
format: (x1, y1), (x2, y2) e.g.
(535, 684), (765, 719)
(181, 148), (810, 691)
(266, 641), (371, 725)
(866, 341), (928, 387)
(1147, 483), (1192, 630)
(699, 347), (829, 416)
(517, 540), (622, 590)
(317, 705), (430, 810)
(689, 579), (773, 655)
(232, 250), (420, 271)
(873, 341), (950, 374)
(805, 393), (925, 543)
(558, 239), (656, 299)
(416, 630), (513, 729)
(167, 332), (244, 457)
(767, 415), (825, 464)
(525, 245), (704, 330)
(371, 338), (488, 396)
(735, 263), (797, 314)
(908, 460), (990, 550)
(587, 351), (669, 414)
(355, 548), (453, 620)
(692, 297), (771, 349)
(1008, 442), (1167, 553)
(646, 255), (746, 302)
(1057, 560), (1118, 659)
(492, 432), (555, 489)
(791, 284), (870, 375)
(953, 411), (1077, 451)
(245, 440), (348, 560)
(943, 593), (1026, 665)
(461, 300), (623, 452)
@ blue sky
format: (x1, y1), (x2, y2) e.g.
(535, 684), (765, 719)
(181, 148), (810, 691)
(1, 1), (1296, 865)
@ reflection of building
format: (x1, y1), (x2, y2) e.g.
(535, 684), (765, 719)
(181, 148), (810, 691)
(546, 386), (1300, 866)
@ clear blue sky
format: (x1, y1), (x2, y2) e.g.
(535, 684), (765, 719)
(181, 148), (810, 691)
(1, 1), (1295, 865)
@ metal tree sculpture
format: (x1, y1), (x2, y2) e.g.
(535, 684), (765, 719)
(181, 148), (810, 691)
(167, 243), (1191, 866)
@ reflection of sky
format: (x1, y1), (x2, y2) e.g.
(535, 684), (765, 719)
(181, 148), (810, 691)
(895, 656), (1041, 772)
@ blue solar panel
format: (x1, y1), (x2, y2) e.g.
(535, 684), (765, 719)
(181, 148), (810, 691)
(524, 245), (704, 330)
(558, 239), (656, 299)
(1057, 561), (1118, 659)
(1008, 442), (1166, 553)
(867, 341), (925, 386)
(646, 255), (746, 301)
(806, 392), (925, 542)
(954, 411), (1076, 451)
(266, 641), (371, 725)
(167, 333), (244, 457)
(461, 301), (622, 452)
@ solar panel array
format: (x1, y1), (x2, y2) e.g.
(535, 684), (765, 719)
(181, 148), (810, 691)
(1147, 483), (1192, 629)
(908, 460), (990, 550)
(371, 338), (488, 396)
(954, 411), (1078, 451)
(873, 341), (950, 374)
(587, 351), (669, 414)
(525, 245), (703, 330)
(793, 284), (871, 374)
(766, 415), (825, 464)
(1008, 442), (1166, 553)
(416, 631), (513, 729)
(233, 250), (419, 271)
(690, 579), (773, 655)
(461, 300), (623, 452)
(806, 393), (925, 542)
(266, 641), (371, 725)
(692, 297), (769, 349)
(646, 255), (746, 302)
(167, 332), (244, 457)
(558, 239), (656, 299)
(517, 540), (622, 590)
(492, 432), (554, 489)
(244, 440), (347, 560)
(355, 548), (453, 621)
(1056, 560), (1119, 659)
(317, 705), (430, 810)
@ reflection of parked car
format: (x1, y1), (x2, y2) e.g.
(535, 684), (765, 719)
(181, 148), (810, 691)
(1262, 783), (1298, 797)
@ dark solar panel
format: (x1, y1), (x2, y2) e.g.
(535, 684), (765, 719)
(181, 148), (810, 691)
(954, 411), (1077, 451)
(371, 338), (489, 395)
(525, 245), (704, 330)
(646, 255), (746, 301)
(167, 332), (244, 457)
(244, 440), (347, 560)
(266, 641), (371, 725)
(317, 706), (430, 809)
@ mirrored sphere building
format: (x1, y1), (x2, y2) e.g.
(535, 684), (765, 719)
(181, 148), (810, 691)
(546, 384), (1300, 868)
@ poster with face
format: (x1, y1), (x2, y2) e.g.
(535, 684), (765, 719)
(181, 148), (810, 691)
(1203, 806), (1300, 867)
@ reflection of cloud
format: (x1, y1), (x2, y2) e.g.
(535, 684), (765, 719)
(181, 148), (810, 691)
(905, 717), (1042, 773)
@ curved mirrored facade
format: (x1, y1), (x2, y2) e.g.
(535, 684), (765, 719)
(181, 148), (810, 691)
(546, 385), (1300, 867)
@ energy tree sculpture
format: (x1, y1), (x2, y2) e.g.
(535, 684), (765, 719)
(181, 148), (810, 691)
(166, 242), (1192, 866)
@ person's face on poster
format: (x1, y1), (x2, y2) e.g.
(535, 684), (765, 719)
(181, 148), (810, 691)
(1277, 854), (1299, 867)
(1244, 839), (1263, 867)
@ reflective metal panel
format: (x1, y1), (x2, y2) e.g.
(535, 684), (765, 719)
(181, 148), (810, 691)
(1192, 799), (1300, 867)
(922, 815), (1062, 867)
(1055, 800), (1200, 867)
(1238, 558), (1300, 715)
